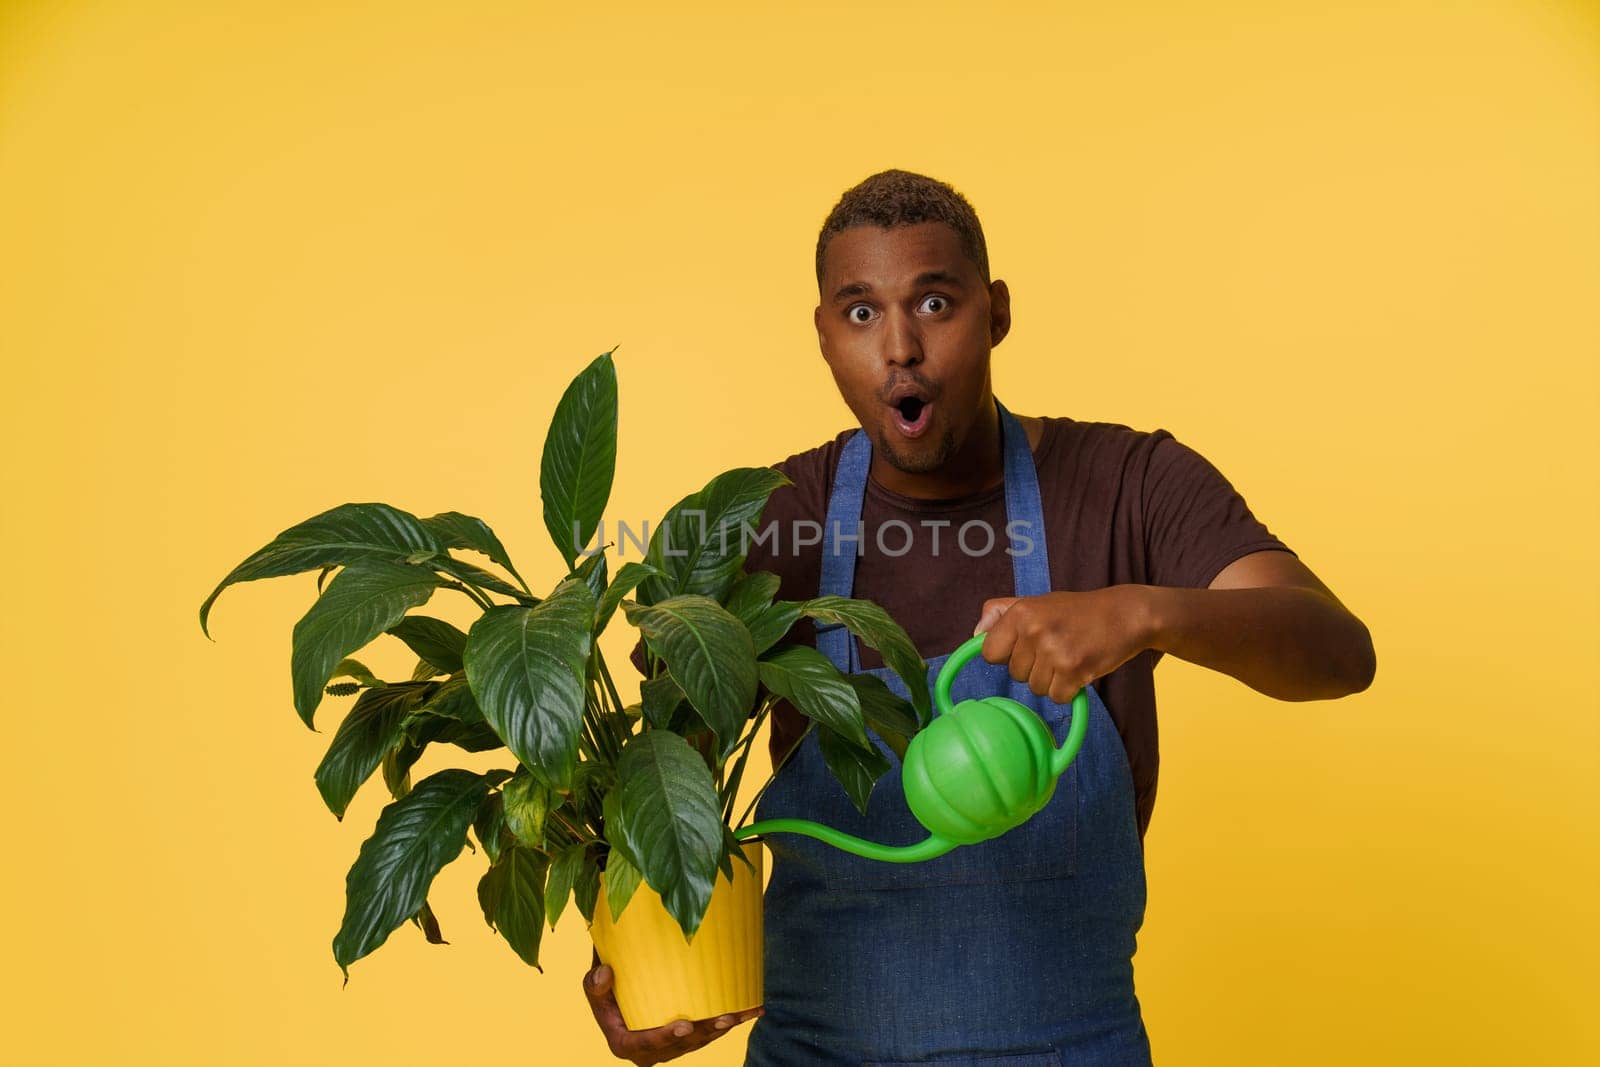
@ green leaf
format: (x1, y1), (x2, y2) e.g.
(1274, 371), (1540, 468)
(330, 658), (385, 688)
(416, 674), (485, 724)
(291, 559), (442, 728)
(745, 600), (803, 657)
(641, 468), (792, 605)
(477, 845), (550, 970)
(386, 616), (468, 674)
(573, 850), (601, 924)
(757, 644), (869, 749)
(314, 684), (423, 819)
(473, 790), (506, 864)
(199, 502), (442, 639)
(602, 849), (644, 923)
(545, 843), (585, 929)
(595, 561), (663, 634)
(725, 570), (780, 622)
(410, 899), (447, 945)
(421, 511), (527, 591)
(541, 349), (619, 568)
(501, 767), (549, 847)
(463, 577), (596, 791)
(639, 673), (685, 729)
(573, 551), (608, 603)
(613, 732), (723, 941)
(845, 673), (920, 761)
(799, 596), (930, 721)
(623, 595), (756, 761)
(817, 724), (893, 817)
(332, 768), (494, 981)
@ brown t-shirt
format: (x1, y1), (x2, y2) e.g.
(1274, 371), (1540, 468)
(744, 414), (1296, 840)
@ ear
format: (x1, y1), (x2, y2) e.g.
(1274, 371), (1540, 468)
(814, 304), (831, 362)
(987, 279), (1012, 347)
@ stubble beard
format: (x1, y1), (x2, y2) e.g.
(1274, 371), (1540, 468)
(875, 423), (958, 475)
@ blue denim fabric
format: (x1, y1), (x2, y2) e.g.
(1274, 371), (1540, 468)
(743, 402), (1153, 1066)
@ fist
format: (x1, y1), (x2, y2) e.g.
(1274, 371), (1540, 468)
(973, 587), (1155, 704)
(583, 959), (763, 1065)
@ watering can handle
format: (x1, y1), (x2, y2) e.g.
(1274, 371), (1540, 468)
(934, 634), (991, 716)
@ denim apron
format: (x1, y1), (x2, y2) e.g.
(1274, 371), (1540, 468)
(744, 401), (1152, 1066)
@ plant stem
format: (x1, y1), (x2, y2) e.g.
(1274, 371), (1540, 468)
(734, 718), (814, 831)
(721, 696), (775, 824)
(444, 579), (494, 612)
(548, 806), (590, 846)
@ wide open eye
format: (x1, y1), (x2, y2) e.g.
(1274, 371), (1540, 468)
(848, 304), (875, 324)
(920, 295), (948, 314)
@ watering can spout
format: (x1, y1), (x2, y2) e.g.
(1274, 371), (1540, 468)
(732, 819), (958, 863)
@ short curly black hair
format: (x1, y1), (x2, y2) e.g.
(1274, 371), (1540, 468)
(815, 169), (991, 294)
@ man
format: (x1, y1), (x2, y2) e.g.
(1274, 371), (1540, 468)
(584, 169), (1376, 1065)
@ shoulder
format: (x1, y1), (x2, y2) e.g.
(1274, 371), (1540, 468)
(1032, 414), (1177, 481)
(761, 426), (857, 523)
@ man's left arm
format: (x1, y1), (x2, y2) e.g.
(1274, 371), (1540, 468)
(974, 430), (1375, 704)
(974, 553), (1376, 703)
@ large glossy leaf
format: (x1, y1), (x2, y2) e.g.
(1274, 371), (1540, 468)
(640, 468), (791, 605)
(541, 350), (618, 567)
(291, 559), (442, 727)
(622, 596), (756, 761)
(757, 644), (869, 749)
(817, 724), (893, 817)
(845, 673), (920, 761)
(199, 502), (441, 639)
(386, 616), (468, 674)
(314, 684), (425, 819)
(421, 511), (527, 591)
(799, 596), (930, 721)
(332, 768), (496, 980)
(613, 732), (723, 941)
(477, 845), (550, 970)
(463, 578), (595, 791)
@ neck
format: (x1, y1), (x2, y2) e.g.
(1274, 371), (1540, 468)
(869, 398), (1005, 500)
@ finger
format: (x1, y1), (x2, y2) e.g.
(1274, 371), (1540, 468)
(979, 618), (1018, 664)
(974, 596), (1018, 635)
(1027, 658), (1054, 698)
(583, 965), (628, 1033)
(1048, 676), (1080, 704)
(1009, 639), (1037, 688)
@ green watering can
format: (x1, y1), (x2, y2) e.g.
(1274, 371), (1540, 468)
(732, 634), (1088, 862)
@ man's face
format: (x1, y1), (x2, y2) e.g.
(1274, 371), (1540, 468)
(814, 221), (1010, 480)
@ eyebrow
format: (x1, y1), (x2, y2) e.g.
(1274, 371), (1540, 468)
(831, 270), (967, 305)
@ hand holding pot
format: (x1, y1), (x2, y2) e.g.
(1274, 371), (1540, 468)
(584, 960), (763, 1064)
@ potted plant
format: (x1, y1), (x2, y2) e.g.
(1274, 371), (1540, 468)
(196, 349), (930, 1029)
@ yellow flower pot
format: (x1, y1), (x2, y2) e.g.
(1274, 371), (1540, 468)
(589, 841), (764, 1030)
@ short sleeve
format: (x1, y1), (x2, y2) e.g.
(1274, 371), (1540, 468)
(1142, 431), (1296, 589)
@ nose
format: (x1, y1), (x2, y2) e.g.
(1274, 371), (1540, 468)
(882, 306), (924, 369)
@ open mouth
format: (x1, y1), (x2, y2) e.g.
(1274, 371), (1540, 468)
(890, 394), (933, 438)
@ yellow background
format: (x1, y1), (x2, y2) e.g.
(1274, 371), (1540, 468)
(2, 1), (1595, 1063)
